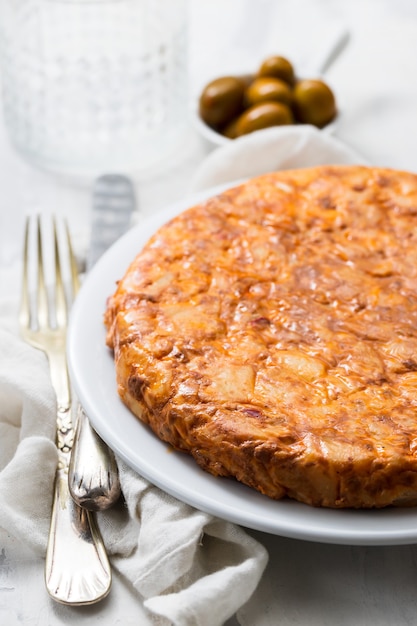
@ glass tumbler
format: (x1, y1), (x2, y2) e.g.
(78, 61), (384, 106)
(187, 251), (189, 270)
(0, 0), (188, 176)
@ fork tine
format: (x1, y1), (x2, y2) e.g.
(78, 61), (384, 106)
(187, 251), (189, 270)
(37, 215), (50, 331)
(64, 218), (80, 306)
(53, 217), (68, 329)
(19, 216), (31, 330)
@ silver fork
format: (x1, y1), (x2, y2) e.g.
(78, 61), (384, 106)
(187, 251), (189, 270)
(19, 214), (111, 605)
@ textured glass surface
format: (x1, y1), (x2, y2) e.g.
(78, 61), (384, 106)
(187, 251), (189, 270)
(0, 0), (188, 174)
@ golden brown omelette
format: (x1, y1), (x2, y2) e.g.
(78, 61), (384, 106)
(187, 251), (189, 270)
(104, 165), (417, 508)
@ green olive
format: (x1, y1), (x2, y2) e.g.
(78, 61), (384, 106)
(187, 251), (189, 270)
(293, 79), (336, 128)
(237, 73), (255, 89)
(223, 118), (239, 139)
(234, 101), (294, 137)
(199, 76), (245, 128)
(257, 56), (295, 85)
(245, 77), (293, 107)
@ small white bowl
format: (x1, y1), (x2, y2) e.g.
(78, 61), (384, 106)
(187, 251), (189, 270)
(191, 81), (340, 150)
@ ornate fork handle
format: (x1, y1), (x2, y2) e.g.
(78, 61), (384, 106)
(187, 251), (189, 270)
(46, 468), (110, 604)
(45, 349), (111, 605)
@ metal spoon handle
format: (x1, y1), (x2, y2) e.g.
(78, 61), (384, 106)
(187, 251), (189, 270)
(316, 27), (350, 75)
(303, 26), (350, 76)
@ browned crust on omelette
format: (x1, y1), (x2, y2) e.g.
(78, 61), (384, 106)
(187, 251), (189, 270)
(104, 165), (417, 508)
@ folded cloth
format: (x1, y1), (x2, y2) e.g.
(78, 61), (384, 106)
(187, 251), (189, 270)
(0, 329), (58, 551)
(191, 125), (367, 192)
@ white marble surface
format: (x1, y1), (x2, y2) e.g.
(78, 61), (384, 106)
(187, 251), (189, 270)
(3, 0), (417, 624)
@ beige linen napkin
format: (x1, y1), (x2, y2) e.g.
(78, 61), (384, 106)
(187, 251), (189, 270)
(0, 329), (57, 551)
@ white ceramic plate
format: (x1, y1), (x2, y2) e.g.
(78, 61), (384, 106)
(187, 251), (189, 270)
(68, 183), (417, 546)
